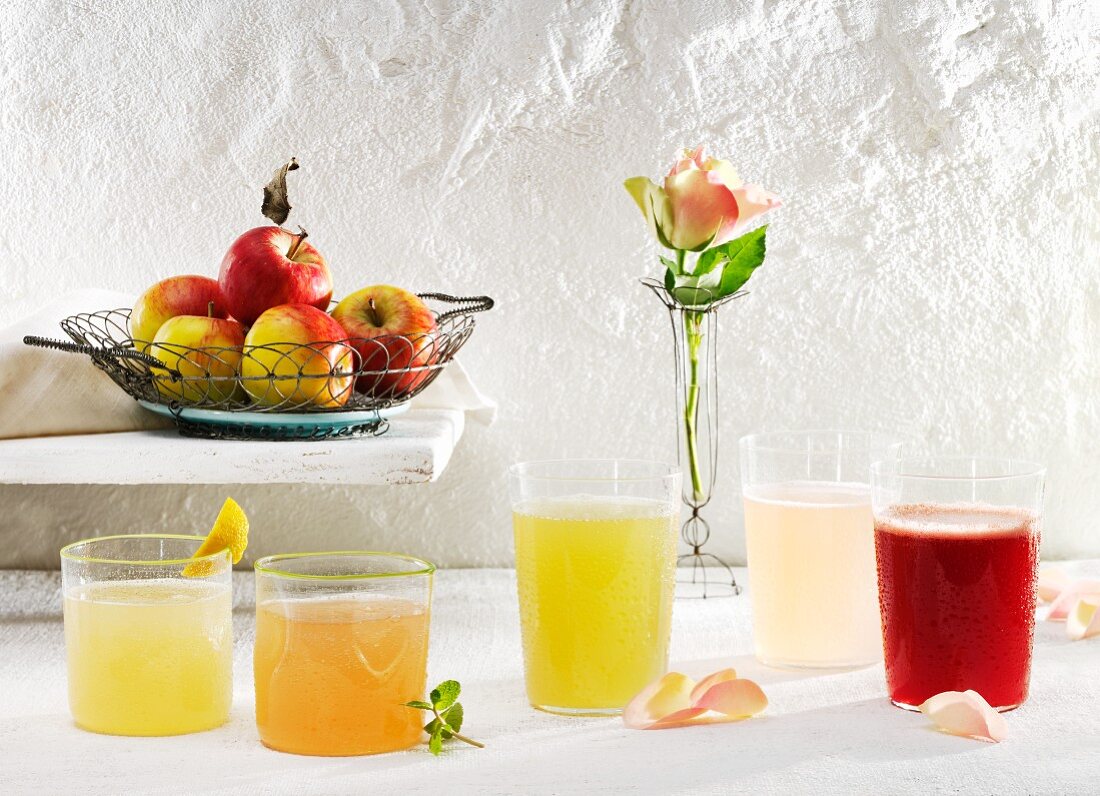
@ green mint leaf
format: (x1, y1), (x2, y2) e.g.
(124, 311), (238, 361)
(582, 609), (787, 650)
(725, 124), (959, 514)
(716, 225), (767, 298)
(443, 702), (464, 733)
(432, 680), (461, 712)
(411, 678), (482, 755)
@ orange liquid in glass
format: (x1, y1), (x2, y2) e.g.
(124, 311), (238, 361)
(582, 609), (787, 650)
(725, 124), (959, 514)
(254, 594), (430, 756)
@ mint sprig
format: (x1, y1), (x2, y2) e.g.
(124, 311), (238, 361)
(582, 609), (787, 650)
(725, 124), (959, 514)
(405, 679), (484, 755)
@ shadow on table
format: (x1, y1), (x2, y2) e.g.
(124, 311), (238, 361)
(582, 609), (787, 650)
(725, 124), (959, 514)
(673, 653), (882, 686)
(0, 707), (439, 794)
(1033, 615), (1077, 649)
(400, 675), (980, 792)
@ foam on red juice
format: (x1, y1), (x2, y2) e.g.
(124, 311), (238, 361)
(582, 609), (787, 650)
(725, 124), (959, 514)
(874, 503), (1039, 710)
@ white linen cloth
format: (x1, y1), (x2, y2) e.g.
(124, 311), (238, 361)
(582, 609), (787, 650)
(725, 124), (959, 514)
(1, 564), (1097, 795)
(0, 290), (495, 439)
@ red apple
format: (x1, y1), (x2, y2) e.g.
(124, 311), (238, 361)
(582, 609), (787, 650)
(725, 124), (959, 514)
(130, 275), (228, 352)
(240, 304), (353, 408)
(331, 286), (439, 398)
(149, 313), (245, 404)
(218, 226), (332, 326)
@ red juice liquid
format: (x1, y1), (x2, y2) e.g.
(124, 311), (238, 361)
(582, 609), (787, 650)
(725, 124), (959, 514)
(874, 504), (1039, 710)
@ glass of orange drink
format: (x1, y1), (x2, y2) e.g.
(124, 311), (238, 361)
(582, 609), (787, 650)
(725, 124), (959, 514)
(253, 552), (434, 756)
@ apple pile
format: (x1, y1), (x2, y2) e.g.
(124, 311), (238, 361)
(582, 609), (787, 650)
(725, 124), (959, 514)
(131, 159), (440, 409)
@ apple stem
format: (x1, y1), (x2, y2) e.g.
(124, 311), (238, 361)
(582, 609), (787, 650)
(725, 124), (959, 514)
(286, 225), (309, 259)
(207, 301), (215, 318)
(367, 297), (383, 327)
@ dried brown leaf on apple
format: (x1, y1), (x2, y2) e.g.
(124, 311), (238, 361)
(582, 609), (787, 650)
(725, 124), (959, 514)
(262, 157), (299, 225)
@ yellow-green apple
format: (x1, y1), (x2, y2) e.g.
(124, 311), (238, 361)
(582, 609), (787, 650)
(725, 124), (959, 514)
(218, 226), (332, 326)
(149, 309), (246, 404)
(331, 286), (439, 398)
(240, 304), (353, 408)
(130, 275), (228, 352)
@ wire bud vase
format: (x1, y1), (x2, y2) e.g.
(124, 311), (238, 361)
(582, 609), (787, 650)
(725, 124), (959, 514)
(643, 277), (745, 598)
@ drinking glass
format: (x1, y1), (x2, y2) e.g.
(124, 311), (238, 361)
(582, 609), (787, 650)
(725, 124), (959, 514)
(61, 534), (233, 736)
(509, 459), (680, 716)
(871, 456), (1044, 711)
(739, 431), (905, 668)
(253, 552), (434, 756)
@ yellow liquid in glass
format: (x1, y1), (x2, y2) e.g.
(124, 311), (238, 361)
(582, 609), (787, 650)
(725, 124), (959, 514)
(254, 594), (430, 756)
(513, 496), (677, 713)
(64, 579), (232, 736)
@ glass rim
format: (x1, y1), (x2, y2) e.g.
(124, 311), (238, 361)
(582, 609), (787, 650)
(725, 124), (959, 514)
(739, 429), (911, 455)
(59, 533), (229, 566)
(507, 458), (679, 482)
(253, 551), (436, 580)
(870, 455), (1046, 482)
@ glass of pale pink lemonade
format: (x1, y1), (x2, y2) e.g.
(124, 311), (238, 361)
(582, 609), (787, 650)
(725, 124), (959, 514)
(739, 431), (905, 668)
(871, 457), (1044, 711)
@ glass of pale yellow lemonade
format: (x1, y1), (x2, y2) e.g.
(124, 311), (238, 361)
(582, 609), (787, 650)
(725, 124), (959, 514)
(60, 534), (233, 736)
(253, 552), (434, 756)
(739, 431), (905, 668)
(510, 459), (680, 716)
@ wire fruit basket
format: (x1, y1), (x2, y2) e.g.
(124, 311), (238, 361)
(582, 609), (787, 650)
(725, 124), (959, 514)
(24, 293), (494, 440)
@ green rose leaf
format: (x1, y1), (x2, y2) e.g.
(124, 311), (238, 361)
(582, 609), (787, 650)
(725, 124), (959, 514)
(693, 246), (724, 277)
(715, 225), (767, 298)
(671, 269), (722, 306)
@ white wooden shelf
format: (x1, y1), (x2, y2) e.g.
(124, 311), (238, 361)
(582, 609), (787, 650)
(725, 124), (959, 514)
(0, 409), (464, 485)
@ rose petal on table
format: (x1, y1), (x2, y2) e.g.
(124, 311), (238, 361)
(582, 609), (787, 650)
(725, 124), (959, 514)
(693, 678), (769, 719)
(1037, 568), (1070, 603)
(1066, 596), (1100, 641)
(919, 690), (1007, 743)
(689, 668), (738, 703)
(1047, 580), (1100, 621)
(623, 672), (696, 729)
(623, 669), (769, 730)
(643, 706), (710, 730)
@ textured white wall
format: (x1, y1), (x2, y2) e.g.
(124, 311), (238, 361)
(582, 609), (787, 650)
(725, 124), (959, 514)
(2, 0), (1098, 568)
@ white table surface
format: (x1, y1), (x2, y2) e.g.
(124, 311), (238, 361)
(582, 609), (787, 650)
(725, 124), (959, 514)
(2, 564), (1098, 795)
(0, 409), (464, 485)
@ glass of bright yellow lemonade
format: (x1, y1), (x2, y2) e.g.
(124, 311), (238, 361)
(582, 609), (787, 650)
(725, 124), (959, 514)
(510, 459), (680, 716)
(253, 552), (434, 756)
(61, 534), (234, 736)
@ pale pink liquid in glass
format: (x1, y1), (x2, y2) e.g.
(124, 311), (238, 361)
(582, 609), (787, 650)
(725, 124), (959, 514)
(744, 481), (881, 668)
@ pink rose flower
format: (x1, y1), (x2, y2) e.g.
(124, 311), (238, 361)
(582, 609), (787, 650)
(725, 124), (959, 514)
(625, 147), (781, 251)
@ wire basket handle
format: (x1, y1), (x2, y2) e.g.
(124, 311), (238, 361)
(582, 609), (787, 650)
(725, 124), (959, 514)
(23, 335), (180, 378)
(418, 293), (495, 324)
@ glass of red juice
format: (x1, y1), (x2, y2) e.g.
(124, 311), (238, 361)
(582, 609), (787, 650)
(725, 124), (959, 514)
(870, 457), (1044, 712)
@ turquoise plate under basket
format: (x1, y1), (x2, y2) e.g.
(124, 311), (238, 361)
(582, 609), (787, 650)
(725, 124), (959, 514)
(138, 400), (410, 434)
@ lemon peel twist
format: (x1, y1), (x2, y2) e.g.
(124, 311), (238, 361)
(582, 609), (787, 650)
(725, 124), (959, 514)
(182, 497), (248, 578)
